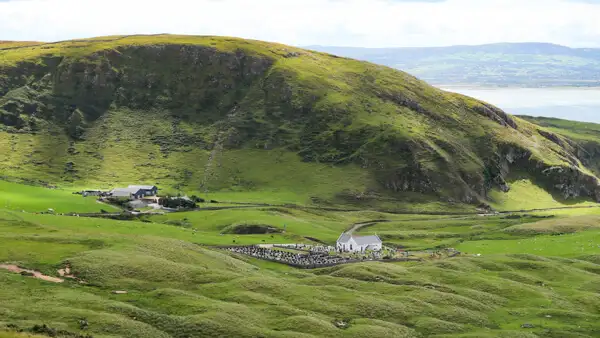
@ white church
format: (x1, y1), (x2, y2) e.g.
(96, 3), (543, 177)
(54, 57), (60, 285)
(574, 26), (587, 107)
(336, 232), (382, 253)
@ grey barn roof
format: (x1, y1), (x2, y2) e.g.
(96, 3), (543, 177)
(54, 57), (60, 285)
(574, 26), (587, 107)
(336, 233), (382, 246)
(111, 187), (143, 197)
(128, 185), (157, 190)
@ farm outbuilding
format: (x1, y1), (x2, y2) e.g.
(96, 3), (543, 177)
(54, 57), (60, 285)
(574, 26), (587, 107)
(81, 190), (104, 197)
(127, 185), (158, 196)
(110, 188), (145, 200)
(108, 185), (159, 200)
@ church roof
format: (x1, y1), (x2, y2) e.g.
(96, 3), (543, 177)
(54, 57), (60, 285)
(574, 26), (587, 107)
(336, 233), (382, 246)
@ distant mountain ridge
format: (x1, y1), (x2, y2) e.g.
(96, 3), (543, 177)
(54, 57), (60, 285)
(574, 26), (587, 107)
(306, 42), (600, 87)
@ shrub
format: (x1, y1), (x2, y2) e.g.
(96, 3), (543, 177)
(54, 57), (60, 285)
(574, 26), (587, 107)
(189, 195), (206, 203)
(160, 197), (197, 209)
(222, 223), (282, 234)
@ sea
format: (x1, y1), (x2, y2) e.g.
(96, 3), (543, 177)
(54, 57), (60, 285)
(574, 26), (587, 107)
(438, 87), (600, 124)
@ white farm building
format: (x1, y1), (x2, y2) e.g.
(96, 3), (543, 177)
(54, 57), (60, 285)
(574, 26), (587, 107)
(336, 233), (382, 253)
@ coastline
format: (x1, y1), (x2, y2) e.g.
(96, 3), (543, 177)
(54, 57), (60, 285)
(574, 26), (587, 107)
(434, 85), (600, 123)
(435, 84), (600, 91)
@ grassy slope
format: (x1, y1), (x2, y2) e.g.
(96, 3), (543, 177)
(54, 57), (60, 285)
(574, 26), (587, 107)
(0, 41), (41, 49)
(487, 177), (597, 212)
(145, 207), (444, 243)
(355, 214), (547, 251)
(0, 37), (412, 209)
(518, 116), (600, 184)
(0, 181), (119, 213)
(0, 333), (45, 338)
(457, 230), (600, 257)
(1, 35), (599, 212)
(357, 209), (600, 252)
(517, 116), (600, 143)
(1, 208), (599, 338)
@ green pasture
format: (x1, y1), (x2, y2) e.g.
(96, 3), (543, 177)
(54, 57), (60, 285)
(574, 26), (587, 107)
(0, 179), (599, 337)
(0, 180), (119, 214)
(0, 205), (599, 337)
(456, 230), (600, 257)
(146, 207), (434, 243)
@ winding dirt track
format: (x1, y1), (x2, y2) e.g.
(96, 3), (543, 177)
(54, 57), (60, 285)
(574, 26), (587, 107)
(0, 264), (64, 283)
(346, 221), (390, 234)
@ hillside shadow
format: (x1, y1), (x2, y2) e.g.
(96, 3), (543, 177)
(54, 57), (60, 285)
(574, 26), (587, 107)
(499, 170), (597, 208)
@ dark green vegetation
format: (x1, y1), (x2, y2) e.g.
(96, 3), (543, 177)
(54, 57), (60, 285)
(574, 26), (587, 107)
(3, 35), (600, 211)
(307, 43), (600, 87)
(1, 202), (600, 338)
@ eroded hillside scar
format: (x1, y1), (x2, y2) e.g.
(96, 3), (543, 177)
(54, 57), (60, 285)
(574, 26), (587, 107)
(0, 264), (64, 283)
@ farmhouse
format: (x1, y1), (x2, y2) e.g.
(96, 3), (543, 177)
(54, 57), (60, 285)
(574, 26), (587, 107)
(336, 233), (382, 253)
(108, 185), (159, 200)
(127, 185), (158, 196)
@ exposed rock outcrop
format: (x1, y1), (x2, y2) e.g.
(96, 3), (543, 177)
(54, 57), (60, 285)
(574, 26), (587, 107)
(473, 103), (518, 129)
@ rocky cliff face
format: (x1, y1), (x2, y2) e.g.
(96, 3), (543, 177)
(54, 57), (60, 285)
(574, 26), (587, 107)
(496, 144), (600, 201)
(1, 45), (273, 131)
(2, 35), (600, 206)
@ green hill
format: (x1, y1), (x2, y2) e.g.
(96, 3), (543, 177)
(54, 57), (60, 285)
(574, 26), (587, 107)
(1, 35), (600, 210)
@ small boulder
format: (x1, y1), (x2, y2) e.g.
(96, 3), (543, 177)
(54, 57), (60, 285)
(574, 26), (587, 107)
(521, 323), (535, 329)
(79, 318), (89, 330)
(334, 320), (350, 329)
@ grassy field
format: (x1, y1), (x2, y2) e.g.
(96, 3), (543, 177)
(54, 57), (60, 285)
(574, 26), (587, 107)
(0, 333), (45, 338)
(456, 230), (600, 257)
(145, 207), (444, 243)
(0, 210), (299, 248)
(503, 215), (600, 234)
(354, 214), (546, 250)
(0, 180), (119, 213)
(454, 215), (600, 257)
(0, 204), (599, 337)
